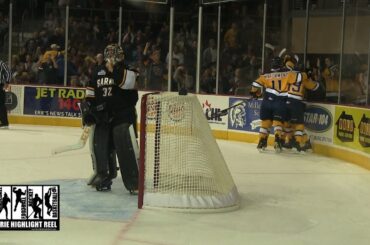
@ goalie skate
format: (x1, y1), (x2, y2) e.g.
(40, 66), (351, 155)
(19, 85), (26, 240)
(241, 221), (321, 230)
(87, 173), (98, 186)
(129, 189), (138, 195)
(94, 175), (113, 192)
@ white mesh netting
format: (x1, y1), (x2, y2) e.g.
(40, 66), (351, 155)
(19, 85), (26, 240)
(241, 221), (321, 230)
(141, 93), (239, 211)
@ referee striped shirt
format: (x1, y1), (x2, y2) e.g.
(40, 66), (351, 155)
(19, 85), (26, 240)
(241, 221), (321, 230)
(0, 60), (11, 85)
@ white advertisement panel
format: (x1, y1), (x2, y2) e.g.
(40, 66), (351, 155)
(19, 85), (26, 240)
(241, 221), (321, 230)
(137, 92), (229, 131)
(196, 94), (229, 131)
(7, 85), (24, 116)
(304, 103), (335, 145)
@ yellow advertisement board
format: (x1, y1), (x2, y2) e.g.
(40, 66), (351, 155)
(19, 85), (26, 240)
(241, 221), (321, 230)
(334, 106), (370, 154)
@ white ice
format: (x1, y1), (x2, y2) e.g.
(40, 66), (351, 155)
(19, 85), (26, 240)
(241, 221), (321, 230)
(1, 124), (370, 245)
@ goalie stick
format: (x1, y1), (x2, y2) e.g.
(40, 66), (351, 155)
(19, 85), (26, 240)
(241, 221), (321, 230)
(51, 126), (91, 155)
(51, 102), (91, 155)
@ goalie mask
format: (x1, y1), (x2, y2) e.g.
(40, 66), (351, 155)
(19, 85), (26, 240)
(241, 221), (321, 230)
(104, 44), (124, 65)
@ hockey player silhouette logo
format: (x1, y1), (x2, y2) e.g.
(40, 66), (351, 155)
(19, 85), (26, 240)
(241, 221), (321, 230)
(28, 193), (43, 219)
(0, 185), (60, 230)
(0, 193), (11, 219)
(44, 188), (54, 216)
(13, 187), (26, 212)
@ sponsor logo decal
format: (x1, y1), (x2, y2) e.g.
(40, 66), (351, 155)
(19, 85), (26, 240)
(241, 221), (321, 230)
(336, 111), (355, 142)
(358, 114), (370, 147)
(304, 105), (332, 133)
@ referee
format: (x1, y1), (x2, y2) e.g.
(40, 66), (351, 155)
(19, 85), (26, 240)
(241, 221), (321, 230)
(0, 59), (11, 129)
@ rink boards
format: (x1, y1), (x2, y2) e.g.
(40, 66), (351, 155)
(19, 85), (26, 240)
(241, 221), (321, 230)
(7, 84), (370, 170)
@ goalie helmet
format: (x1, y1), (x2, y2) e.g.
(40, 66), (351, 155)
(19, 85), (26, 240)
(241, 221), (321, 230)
(104, 44), (124, 65)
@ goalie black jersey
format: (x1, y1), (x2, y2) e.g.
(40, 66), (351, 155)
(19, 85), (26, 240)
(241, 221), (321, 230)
(86, 61), (138, 124)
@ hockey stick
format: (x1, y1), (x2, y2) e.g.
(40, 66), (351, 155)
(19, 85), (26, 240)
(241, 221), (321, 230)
(27, 203), (42, 219)
(51, 126), (91, 155)
(212, 101), (247, 119)
(278, 48), (287, 58)
(265, 44), (286, 58)
(265, 43), (275, 51)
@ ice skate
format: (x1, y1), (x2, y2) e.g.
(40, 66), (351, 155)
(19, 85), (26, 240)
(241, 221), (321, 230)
(129, 189), (138, 195)
(274, 135), (283, 153)
(292, 141), (306, 154)
(282, 138), (296, 149)
(0, 124), (9, 129)
(257, 138), (267, 152)
(93, 175), (112, 191)
(95, 180), (112, 191)
(303, 139), (313, 152)
(282, 141), (292, 149)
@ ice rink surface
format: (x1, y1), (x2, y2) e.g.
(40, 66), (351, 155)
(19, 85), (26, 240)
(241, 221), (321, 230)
(1, 124), (370, 245)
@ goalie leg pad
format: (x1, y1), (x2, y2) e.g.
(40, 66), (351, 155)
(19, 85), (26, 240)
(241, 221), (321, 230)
(113, 123), (139, 192)
(88, 123), (113, 185)
(108, 150), (118, 179)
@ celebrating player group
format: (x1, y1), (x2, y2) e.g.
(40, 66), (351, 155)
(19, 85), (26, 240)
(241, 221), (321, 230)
(250, 54), (321, 154)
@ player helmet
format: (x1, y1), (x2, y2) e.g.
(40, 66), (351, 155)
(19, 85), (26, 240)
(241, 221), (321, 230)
(270, 56), (283, 71)
(283, 54), (298, 70)
(104, 44), (124, 65)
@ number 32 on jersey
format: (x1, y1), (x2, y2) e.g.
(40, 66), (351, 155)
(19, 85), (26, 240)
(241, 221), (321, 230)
(102, 87), (112, 97)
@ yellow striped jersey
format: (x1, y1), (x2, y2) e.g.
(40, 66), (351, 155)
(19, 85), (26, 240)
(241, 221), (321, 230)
(287, 72), (319, 100)
(252, 70), (296, 97)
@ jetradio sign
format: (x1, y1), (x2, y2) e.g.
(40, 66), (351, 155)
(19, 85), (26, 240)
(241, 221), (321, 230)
(304, 105), (333, 133)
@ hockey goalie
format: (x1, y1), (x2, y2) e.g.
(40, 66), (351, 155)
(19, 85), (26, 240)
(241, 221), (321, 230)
(81, 44), (139, 193)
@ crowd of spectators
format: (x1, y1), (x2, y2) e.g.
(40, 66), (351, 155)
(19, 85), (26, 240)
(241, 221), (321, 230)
(304, 55), (369, 104)
(1, 1), (265, 96)
(0, 0), (368, 104)
(0, 11), (8, 49)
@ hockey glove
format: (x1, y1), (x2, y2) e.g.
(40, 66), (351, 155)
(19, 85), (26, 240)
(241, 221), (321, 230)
(249, 90), (259, 99)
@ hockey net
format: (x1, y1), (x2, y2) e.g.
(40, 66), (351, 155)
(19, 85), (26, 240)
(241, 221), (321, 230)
(138, 92), (239, 211)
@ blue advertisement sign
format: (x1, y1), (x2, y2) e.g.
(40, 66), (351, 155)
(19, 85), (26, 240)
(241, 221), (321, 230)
(228, 98), (262, 132)
(24, 86), (85, 118)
